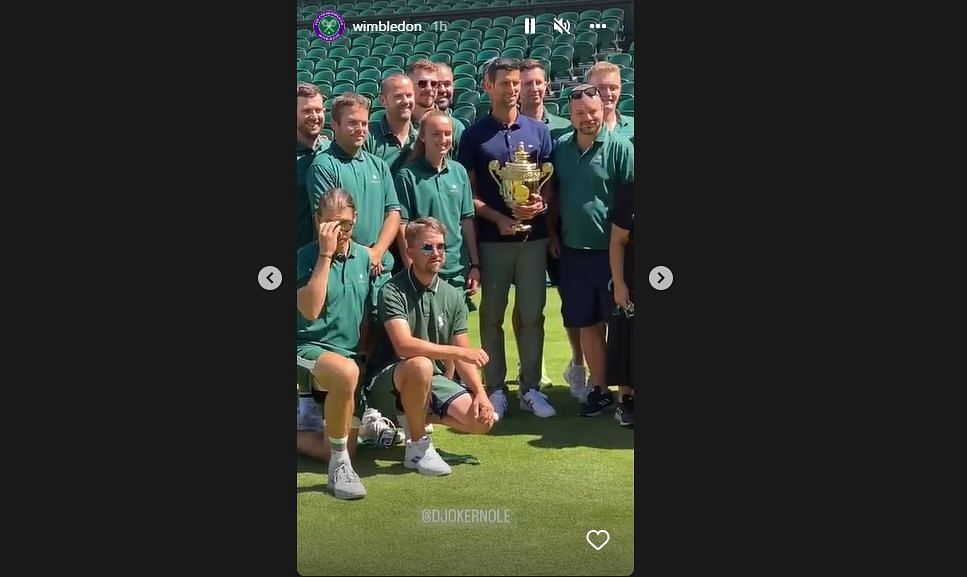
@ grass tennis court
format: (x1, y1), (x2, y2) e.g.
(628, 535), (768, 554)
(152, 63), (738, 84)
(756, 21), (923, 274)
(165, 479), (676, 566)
(297, 288), (634, 576)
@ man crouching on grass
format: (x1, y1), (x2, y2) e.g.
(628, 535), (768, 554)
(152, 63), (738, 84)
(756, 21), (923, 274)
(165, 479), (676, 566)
(367, 217), (496, 476)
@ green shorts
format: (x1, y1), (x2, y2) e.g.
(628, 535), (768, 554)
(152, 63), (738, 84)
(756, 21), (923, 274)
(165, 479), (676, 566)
(297, 344), (365, 418)
(364, 361), (470, 418)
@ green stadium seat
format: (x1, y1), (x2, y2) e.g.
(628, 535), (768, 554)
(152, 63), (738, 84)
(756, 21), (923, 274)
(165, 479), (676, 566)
(406, 54), (429, 67)
(617, 99), (634, 115)
(456, 88), (479, 103)
(350, 46), (370, 58)
(531, 34), (553, 48)
(559, 11), (578, 23)
(458, 39), (481, 52)
(529, 46), (551, 60)
(359, 9), (377, 16)
(492, 0), (508, 6)
(297, 29), (312, 40)
(579, 10), (601, 23)
(329, 46), (349, 59)
(430, 53), (451, 65)
(449, 19), (470, 31)
(333, 36), (352, 49)
(628, 41), (634, 55)
(482, 38), (503, 51)
(297, 48), (308, 60)
(417, 31), (437, 44)
(372, 1), (389, 7)
(352, 35), (374, 49)
(373, 34), (394, 47)
(371, 44), (391, 57)
(550, 55), (571, 79)
(356, 81), (379, 100)
(543, 101), (559, 116)
(476, 48), (499, 64)
(397, 32), (417, 45)
(453, 76), (477, 92)
(552, 44), (574, 59)
(607, 53), (632, 67)
(453, 63), (476, 77)
(298, 70), (313, 82)
(575, 21), (595, 34)
(377, 7), (394, 15)
(601, 7), (624, 21)
(620, 67), (634, 81)
(621, 81), (634, 95)
(370, 109), (385, 122)
(576, 31), (597, 45)
(505, 36), (528, 50)
(360, 56), (382, 69)
(554, 33), (575, 47)
(318, 58), (338, 71)
(297, 38), (310, 50)
(360, 68), (382, 82)
(460, 29), (483, 42)
(392, 43), (414, 56)
(452, 3), (471, 9)
(510, 0), (529, 5)
(336, 69), (358, 83)
(484, 28), (506, 40)
(388, 0), (405, 6)
(452, 106), (476, 127)
(513, 14), (533, 26)
(471, 18), (492, 30)
(535, 24), (552, 36)
(381, 67), (404, 79)
(602, 18), (622, 32)
(437, 40), (458, 54)
(312, 69), (336, 85)
(413, 41), (434, 53)
(595, 27), (615, 51)
(440, 30), (461, 43)
(396, 6), (412, 13)
(493, 16), (514, 29)
(536, 13), (556, 24)
(414, 5), (433, 12)
(471, 2), (489, 8)
(501, 47), (525, 59)
(573, 41), (596, 64)
(452, 51), (476, 65)
(331, 82), (355, 95)
(306, 47), (328, 61)
(337, 57), (360, 71)
(356, 1), (373, 9)
(298, 60), (315, 73)
(508, 25), (526, 37)
(314, 82), (334, 98)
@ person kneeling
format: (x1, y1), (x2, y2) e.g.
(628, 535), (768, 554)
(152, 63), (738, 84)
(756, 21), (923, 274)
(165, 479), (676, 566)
(368, 217), (496, 476)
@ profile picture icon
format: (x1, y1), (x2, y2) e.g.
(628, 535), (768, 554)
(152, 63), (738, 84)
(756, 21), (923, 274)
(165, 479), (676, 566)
(313, 10), (346, 42)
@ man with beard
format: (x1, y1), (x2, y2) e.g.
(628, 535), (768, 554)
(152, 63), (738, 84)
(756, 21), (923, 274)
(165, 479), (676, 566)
(457, 57), (557, 420)
(547, 85), (634, 415)
(586, 62), (635, 144)
(297, 83), (331, 250)
(366, 218), (496, 477)
(431, 63), (464, 157)
(364, 74), (418, 175)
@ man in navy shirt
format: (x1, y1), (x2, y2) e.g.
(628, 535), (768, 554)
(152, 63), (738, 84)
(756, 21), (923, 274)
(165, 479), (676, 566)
(456, 58), (557, 420)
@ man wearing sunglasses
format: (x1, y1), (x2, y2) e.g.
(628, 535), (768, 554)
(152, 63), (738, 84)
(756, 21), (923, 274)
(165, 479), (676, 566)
(366, 218), (496, 477)
(457, 57), (557, 420)
(408, 60), (464, 160)
(548, 84), (635, 416)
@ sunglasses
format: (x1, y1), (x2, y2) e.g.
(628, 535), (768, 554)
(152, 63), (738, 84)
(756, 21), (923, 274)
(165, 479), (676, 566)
(420, 243), (447, 255)
(613, 301), (635, 319)
(325, 219), (354, 232)
(417, 79), (439, 89)
(569, 86), (600, 100)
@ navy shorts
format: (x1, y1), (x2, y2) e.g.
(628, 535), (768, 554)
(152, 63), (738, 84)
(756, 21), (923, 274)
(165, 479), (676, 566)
(558, 246), (613, 328)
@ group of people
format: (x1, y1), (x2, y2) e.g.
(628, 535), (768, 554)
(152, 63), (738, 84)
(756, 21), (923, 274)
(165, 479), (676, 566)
(296, 56), (635, 500)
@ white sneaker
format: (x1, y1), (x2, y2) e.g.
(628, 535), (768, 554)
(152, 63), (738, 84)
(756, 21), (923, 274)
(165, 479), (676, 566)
(520, 389), (557, 417)
(297, 395), (323, 432)
(358, 408), (402, 447)
(404, 436), (452, 476)
(489, 390), (509, 421)
(564, 361), (588, 399)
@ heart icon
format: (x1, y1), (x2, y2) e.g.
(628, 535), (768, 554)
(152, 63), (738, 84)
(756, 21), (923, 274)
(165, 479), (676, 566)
(586, 529), (610, 551)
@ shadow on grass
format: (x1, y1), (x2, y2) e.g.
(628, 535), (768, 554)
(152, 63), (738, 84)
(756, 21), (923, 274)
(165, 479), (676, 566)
(451, 387), (634, 451)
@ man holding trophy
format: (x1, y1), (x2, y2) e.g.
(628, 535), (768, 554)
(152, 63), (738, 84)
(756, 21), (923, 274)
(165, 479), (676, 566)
(456, 57), (557, 420)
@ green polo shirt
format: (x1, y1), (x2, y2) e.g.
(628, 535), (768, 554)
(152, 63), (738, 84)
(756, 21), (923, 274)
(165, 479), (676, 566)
(551, 127), (635, 250)
(364, 116), (420, 175)
(306, 141), (401, 270)
(393, 157), (475, 283)
(296, 240), (372, 358)
(542, 110), (574, 140)
(297, 136), (331, 249)
(374, 268), (469, 375)
(413, 109), (464, 161)
(606, 111), (635, 144)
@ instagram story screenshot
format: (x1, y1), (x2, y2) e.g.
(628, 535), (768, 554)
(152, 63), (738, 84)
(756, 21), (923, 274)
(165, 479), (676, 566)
(296, 0), (638, 574)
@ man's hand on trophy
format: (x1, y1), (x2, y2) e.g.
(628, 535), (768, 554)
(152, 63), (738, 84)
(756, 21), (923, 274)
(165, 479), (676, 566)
(496, 214), (521, 235)
(511, 194), (545, 221)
